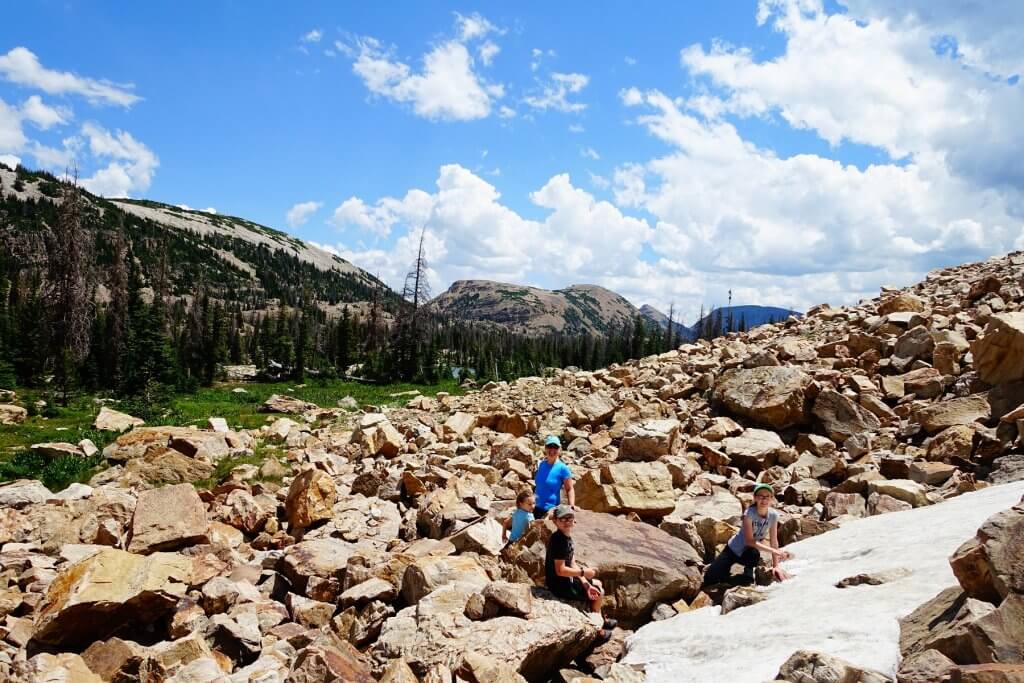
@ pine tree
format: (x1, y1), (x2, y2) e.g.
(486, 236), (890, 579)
(45, 170), (94, 404)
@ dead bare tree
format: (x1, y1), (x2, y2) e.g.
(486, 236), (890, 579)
(393, 227), (432, 379)
(46, 168), (94, 404)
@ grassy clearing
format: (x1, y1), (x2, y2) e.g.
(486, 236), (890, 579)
(0, 377), (462, 490)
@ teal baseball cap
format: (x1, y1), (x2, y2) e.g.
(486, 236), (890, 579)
(544, 435), (561, 448)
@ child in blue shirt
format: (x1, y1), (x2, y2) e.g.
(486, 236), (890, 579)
(503, 489), (535, 544)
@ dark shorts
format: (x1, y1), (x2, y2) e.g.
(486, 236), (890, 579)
(533, 507), (550, 520)
(550, 578), (589, 602)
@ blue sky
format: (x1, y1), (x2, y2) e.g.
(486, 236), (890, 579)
(2, 1), (1023, 323)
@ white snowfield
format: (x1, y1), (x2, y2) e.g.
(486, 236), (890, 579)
(624, 480), (1024, 683)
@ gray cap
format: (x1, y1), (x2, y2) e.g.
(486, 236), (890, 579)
(553, 504), (575, 519)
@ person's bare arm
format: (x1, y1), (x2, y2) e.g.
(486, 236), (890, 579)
(554, 559), (595, 581)
(563, 477), (575, 508)
(745, 515), (789, 559)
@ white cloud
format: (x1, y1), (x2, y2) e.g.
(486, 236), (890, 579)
(478, 41), (500, 66)
(588, 171), (610, 190)
(346, 15), (504, 122)
(0, 47), (140, 107)
(0, 154), (20, 169)
(456, 12), (498, 42)
(498, 105), (516, 119)
(301, 29), (323, 44)
(21, 95), (70, 130)
(581, 146), (600, 160)
(568, 123), (584, 133)
(0, 98), (27, 151)
(177, 204), (217, 213)
(840, 0), (1024, 77)
(285, 200), (323, 228)
(530, 48), (555, 72)
(614, 86), (1023, 316)
(625, 56), (638, 66)
(79, 122), (159, 197)
(619, 87), (644, 106)
(524, 72), (589, 113)
(326, 165), (652, 295)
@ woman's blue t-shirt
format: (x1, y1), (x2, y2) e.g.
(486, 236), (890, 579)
(535, 459), (572, 511)
(509, 508), (532, 542)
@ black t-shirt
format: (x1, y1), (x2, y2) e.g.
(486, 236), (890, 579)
(545, 529), (574, 593)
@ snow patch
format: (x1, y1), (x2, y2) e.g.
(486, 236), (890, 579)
(624, 480), (1024, 682)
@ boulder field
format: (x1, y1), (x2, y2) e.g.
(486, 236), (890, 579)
(2, 251), (1024, 680)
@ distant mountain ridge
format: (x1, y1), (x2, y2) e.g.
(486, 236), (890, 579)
(428, 280), (639, 336)
(0, 164), (387, 311)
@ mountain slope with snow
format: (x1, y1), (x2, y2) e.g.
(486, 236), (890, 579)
(624, 481), (1024, 682)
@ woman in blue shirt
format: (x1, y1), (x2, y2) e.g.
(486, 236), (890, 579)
(534, 435), (576, 519)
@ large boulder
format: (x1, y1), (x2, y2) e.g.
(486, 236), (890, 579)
(261, 394), (318, 414)
(618, 419), (682, 461)
(973, 313), (1024, 386)
(401, 554), (490, 604)
(351, 413), (405, 457)
(281, 538), (358, 594)
(722, 428), (788, 471)
(287, 640), (375, 682)
(712, 366), (814, 429)
(372, 582), (598, 681)
(568, 393), (617, 427)
(866, 479), (930, 508)
(813, 389), (881, 443)
(0, 403), (27, 425)
(914, 395), (991, 435)
(102, 426), (233, 462)
(127, 483), (209, 554)
(950, 503), (1024, 603)
(285, 469), (337, 530)
(575, 462), (676, 517)
(31, 548), (190, 649)
(118, 446), (215, 486)
(510, 509), (703, 626)
(93, 406), (144, 432)
(0, 479), (52, 508)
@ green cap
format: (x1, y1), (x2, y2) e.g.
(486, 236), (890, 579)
(753, 483), (774, 495)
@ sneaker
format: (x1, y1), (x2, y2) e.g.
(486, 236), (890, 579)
(595, 629), (613, 643)
(602, 618), (618, 630)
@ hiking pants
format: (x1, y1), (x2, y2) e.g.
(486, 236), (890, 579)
(703, 545), (759, 585)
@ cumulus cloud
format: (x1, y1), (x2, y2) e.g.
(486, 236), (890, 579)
(0, 154), (20, 169)
(346, 14), (504, 121)
(301, 29), (323, 44)
(21, 95), (70, 130)
(325, 164), (651, 294)
(79, 122), (159, 197)
(581, 146), (600, 160)
(285, 200), (323, 228)
(0, 47), (140, 107)
(524, 72), (589, 113)
(0, 98), (27, 151)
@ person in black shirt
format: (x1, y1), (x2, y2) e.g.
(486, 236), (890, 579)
(545, 505), (616, 637)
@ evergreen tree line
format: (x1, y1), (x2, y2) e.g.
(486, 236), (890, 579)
(0, 168), (684, 399)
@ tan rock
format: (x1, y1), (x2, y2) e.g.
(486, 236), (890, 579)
(914, 395), (991, 434)
(93, 405), (144, 432)
(966, 593), (1024, 664)
(575, 462), (676, 517)
(32, 548), (190, 649)
(950, 504), (1024, 603)
(867, 479), (929, 508)
(0, 403), (27, 425)
(401, 554), (490, 604)
(812, 389), (881, 443)
(879, 293), (926, 315)
(261, 393), (318, 414)
(450, 517), (505, 556)
(457, 651), (529, 683)
(286, 469), (337, 530)
(287, 641), (375, 682)
(351, 414), (405, 457)
(373, 581), (598, 680)
(379, 658), (420, 683)
(952, 663), (1024, 682)
(568, 393), (617, 427)
(0, 479), (52, 508)
(973, 313), (1024, 386)
(128, 483), (209, 554)
(896, 649), (956, 683)
(712, 366), (813, 429)
(102, 426), (232, 462)
(824, 492), (867, 519)
(910, 461), (958, 486)
(928, 426), (976, 461)
(777, 649), (890, 683)
(722, 428), (788, 471)
(281, 538), (358, 594)
(443, 412), (478, 440)
(618, 419), (682, 461)
(24, 652), (104, 682)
